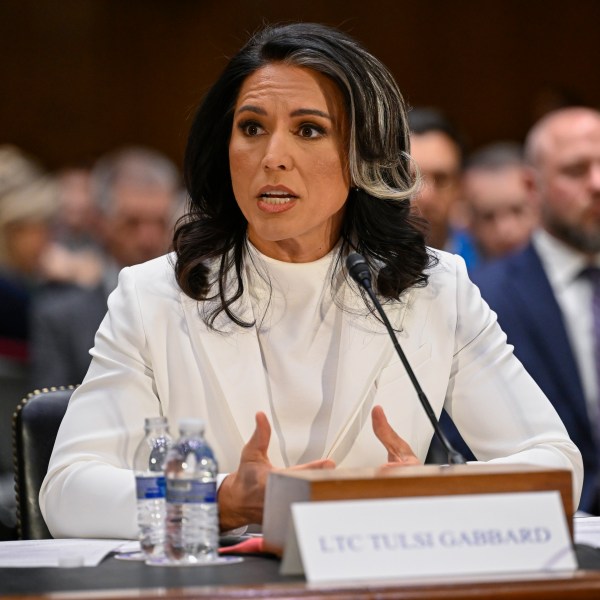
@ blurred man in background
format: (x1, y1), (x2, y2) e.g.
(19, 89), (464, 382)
(45, 165), (105, 288)
(53, 166), (97, 251)
(408, 107), (478, 269)
(472, 107), (600, 513)
(30, 146), (181, 389)
(463, 142), (538, 262)
(0, 145), (59, 539)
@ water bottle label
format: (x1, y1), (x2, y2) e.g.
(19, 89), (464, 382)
(166, 479), (217, 504)
(136, 475), (166, 500)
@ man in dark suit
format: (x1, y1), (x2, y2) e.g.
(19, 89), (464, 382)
(408, 108), (479, 270)
(472, 107), (600, 513)
(30, 147), (181, 389)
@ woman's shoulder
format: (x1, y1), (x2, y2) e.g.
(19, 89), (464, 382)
(124, 252), (175, 276)
(118, 253), (179, 296)
(425, 247), (468, 279)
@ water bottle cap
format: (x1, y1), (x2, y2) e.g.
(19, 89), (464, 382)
(178, 417), (206, 434)
(143, 416), (168, 431)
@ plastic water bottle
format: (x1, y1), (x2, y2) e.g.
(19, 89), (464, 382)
(165, 418), (219, 564)
(133, 416), (172, 562)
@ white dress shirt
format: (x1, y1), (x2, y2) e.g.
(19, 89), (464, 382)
(533, 229), (600, 424)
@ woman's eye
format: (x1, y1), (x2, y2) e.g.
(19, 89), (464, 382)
(298, 124), (325, 138)
(239, 121), (263, 136)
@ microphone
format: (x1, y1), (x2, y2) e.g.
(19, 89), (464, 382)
(346, 252), (466, 465)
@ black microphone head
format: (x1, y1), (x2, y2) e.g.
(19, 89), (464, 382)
(346, 252), (372, 288)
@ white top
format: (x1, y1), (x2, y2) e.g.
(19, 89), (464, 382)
(533, 229), (600, 424)
(39, 250), (583, 539)
(246, 243), (339, 466)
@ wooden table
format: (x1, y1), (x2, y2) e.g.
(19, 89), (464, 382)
(3, 547), (600, 600)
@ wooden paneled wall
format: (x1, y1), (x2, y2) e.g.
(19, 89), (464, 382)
(1, 0), (599, 169)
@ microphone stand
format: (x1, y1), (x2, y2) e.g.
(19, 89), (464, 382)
(346, 253), (466, 465)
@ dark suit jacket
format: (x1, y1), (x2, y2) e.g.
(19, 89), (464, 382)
(471, 242), (598, 512)
(30, 283), (109, 389)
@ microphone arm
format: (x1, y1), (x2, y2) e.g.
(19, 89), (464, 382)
(346, 252), (466, 465)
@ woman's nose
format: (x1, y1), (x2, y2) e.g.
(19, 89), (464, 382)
(261, 133), (293, 171)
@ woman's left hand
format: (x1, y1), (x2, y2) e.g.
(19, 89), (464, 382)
(371, 405), (420, 467)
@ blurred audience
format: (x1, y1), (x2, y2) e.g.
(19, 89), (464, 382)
(42, 166), (105, 288)
(54, 166), (97, 250)
(0, 145), (58, 365)
(408, 107), (478, 269)
(463, 142), (538, 262)
(30, 146), (181, 390)
(0, 144), (59, 539)
(472, 107), (600, 513)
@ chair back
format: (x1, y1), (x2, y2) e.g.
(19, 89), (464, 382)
(12, 386), (75, 539)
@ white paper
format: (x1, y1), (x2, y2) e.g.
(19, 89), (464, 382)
(0, 538), (135, 567)
(574, 515), (600, 548)
(289, 492), (575, 583)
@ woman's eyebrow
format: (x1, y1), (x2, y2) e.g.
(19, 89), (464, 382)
(291, 108), (332, 120)
(235, 105), (332, 121)
(235, 105), (266, 115)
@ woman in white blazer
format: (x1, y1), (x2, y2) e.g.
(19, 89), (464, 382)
(40, 23), (582, 539)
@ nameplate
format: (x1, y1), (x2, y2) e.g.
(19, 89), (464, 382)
(280, 491), (576, 582)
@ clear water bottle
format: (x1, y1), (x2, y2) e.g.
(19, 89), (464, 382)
(133, 416), (172, 562)
(164, 418), (219, 564)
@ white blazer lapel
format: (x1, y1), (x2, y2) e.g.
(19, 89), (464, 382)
(178, 286), (284, 466)
(325, 283), (413, 463)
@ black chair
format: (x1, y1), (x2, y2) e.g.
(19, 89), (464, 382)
(12, 386), (75, 539)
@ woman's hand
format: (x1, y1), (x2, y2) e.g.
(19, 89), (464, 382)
(371, 405), (420, 467)
(217, 412), (272, 531)
(217, 412), (335, 531)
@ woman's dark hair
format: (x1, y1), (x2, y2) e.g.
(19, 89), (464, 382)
(174, 22), (433, 328)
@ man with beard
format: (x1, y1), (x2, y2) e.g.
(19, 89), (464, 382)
(472, 107), (600, 513)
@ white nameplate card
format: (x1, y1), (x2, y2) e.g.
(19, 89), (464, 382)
(280, 491), (576, 582)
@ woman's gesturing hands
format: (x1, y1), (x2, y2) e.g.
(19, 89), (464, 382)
(217, 406), (420, 530)
(217, 412), (335, 531)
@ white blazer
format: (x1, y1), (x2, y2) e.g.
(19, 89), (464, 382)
(40, 251), (583, 539)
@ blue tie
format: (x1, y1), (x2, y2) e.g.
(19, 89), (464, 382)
(581, 266), (600, 410)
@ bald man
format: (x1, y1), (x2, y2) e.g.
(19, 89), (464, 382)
(471, 107), (600, 513)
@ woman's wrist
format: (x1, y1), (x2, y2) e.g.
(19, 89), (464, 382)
(217, 472), (249, 531)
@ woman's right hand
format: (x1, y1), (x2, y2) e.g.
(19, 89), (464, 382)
(217, 412), (335, 531)
(371, 405), (420, 467)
